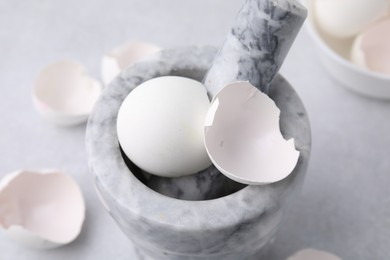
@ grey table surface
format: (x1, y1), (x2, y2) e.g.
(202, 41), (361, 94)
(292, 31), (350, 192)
(0, 0), (389, 259)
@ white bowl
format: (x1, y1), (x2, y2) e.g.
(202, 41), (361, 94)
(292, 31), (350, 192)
(304, 0), (390, 99)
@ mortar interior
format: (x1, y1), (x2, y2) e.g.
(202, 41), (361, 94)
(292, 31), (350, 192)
(115, 66), (304, 202)
(86, 46), (311, 220)
(117, 64), (247, 201)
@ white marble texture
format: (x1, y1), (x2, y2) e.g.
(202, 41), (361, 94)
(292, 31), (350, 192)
(86, 46), (311, 259)
(204, 0), (306, 97)
(1, 0), (390, 260)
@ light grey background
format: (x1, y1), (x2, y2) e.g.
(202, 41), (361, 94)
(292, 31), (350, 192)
(0, 0), (389, 259)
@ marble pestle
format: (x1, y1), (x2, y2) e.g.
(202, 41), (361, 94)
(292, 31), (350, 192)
(133, 0), (307, 201)
(204, 0), (307, 97)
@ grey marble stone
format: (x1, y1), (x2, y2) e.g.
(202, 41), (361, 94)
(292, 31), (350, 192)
(115, 46), (244, 201)
(86, 46), (311, 259)
(204, 0), (307, 97)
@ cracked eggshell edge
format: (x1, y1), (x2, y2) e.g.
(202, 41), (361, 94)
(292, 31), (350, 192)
(203, 81), (300, 185)
(32, 60), (102, 126)
(0, 170), (86, 249)
(101, 42), (161, 85)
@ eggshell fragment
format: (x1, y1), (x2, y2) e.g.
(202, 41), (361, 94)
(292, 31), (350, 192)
(117, 76), (212, 178)
(0, 170), (85, 249)
(203, 81), (299, 185)
(101, 42), (161, 85)
(287, 248), (342, 260)
(33, 60), (102, 126)
(314, 0), (389, 38)
(351, 18), (390, 75)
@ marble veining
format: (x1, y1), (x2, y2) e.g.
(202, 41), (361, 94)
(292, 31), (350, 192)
(86, 0), (309, 258)
(116, 46), (244, 201)
(86, 45), (311, 260)
(203, 0), (307, 98)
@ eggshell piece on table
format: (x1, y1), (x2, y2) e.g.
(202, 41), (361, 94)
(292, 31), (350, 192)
(314, 0), (389, 38)
(117, 76), (212, 178)
(351, 18), (390, 75)
(287, 248), (342, 260)
(32, 60), (102, 126)
(203, 81), (299, 185)
(0, 170), (85, 249)
(101, 42), (161, 85)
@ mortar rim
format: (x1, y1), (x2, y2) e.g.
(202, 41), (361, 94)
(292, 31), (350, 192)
(86, 45), (310, 231)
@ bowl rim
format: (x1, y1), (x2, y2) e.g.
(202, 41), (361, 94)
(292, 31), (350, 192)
(86, 46), (310, 231)
(304, 0), (390, 82)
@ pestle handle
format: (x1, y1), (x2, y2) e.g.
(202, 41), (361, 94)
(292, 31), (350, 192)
(203, 0), (307, 98)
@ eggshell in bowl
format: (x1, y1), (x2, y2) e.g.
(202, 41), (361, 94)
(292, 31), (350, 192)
(304, 0), (390, 99)
(351, 18), (390, 75)
(33, 60), (102, 126)
(101, 42), (161, 85)
(203, 81), (299, 185)
(0, 170), (85, 249)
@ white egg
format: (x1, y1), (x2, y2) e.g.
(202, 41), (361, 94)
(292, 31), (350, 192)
(0, 170), (85, 249)
(351, 18), (390, 75)
(203, 81), (299, 185)
(117, 76), (212, 178)
(315, 0), (389, 38)
(287, 248), (342, 260)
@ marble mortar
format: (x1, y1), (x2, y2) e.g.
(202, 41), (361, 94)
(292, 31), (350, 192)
(86, 46), (311, 260)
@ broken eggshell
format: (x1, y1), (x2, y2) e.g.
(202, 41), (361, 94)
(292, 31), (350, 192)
(204, 81), (299, 185)
(351, 18), (390, 76)
(0, 170), (85, 249)
(287, 248), (342, 260)
(32, 60), (102, 126)
(101, 42), (161, 85)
